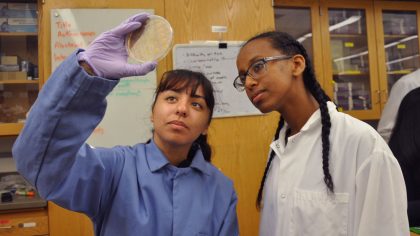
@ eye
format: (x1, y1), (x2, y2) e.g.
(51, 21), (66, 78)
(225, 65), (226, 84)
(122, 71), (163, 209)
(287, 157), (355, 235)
(239, 75), (247, 84)
(165, 96), (177, 103)
(250, 61), (265, 75)
(192, 102), (203, 109)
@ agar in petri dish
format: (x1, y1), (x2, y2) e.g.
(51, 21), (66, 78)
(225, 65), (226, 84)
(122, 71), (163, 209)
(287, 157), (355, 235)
(126, 15), (173, 63)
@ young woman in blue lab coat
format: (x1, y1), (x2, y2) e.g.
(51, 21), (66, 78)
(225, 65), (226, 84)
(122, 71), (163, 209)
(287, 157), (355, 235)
(389, 87), (420, 227)
(233, 31), (409, 236)
(12, 13), (238, 236)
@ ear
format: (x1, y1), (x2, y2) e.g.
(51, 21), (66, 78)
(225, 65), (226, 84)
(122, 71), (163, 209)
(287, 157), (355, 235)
(291, 54), (306, 77)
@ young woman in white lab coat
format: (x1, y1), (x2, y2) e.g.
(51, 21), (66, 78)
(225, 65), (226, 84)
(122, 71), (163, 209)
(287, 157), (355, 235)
(233, 31), (409, 236)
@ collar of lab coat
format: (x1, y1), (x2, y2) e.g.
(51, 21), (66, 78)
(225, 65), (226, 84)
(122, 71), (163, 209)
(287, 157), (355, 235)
(271, 101), (337, 153)
(146, 139), (211, 175)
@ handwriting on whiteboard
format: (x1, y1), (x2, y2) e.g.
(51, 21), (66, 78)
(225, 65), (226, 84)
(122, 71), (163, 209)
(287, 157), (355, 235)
(173, 44), (261, 118)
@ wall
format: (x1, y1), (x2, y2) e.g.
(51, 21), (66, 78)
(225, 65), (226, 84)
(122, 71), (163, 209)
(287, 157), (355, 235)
(38, 0), (278, 235)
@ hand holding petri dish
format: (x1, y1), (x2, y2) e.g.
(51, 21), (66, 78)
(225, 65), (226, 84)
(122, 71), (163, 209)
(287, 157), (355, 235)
(126, 15), (173, 63)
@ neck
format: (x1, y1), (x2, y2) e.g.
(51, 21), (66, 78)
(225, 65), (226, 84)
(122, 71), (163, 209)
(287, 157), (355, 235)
(153, 137), (191, 166)
(282, 90), (319, 136)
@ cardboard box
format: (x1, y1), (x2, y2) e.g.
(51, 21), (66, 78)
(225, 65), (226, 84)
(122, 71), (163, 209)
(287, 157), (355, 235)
(0, 17), (37, 33)
(4, 25), (37, 32)
(1, 56), (20, 65)
(0, 71), (27, 81)
(5, 9), (37, 19)
(0, 17), (6, 31)
(0, 4), (7, 18)
(3, 17), (37, 32)
(7, 3), (37, 11)
(8, 17), (37, 25)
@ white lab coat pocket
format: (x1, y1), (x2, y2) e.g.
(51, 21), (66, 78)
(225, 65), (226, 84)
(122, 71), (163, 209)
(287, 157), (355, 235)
(290, 189), (349, 236)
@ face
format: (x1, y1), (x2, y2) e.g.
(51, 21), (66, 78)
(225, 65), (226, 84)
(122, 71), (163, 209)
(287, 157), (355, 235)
(236, 38), (295, 113)
(151, 86), (210, 149)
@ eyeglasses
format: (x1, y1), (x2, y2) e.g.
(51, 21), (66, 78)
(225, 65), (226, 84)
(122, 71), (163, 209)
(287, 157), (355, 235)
(233, 55), (293, 92)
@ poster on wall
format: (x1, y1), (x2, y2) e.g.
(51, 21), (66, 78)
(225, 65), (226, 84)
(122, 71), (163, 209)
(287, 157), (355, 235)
(50, 9), (156, 147)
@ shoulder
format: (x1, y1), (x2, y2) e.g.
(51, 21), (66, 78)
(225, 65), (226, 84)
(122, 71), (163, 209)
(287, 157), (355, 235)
(85, 144), (139, 164)
(391, 69), (420, 92)
(331, 111), (378, 139)
(204, 164), (235, 192)
(331, 111), (391, 156)
(330, 112), (399, 168)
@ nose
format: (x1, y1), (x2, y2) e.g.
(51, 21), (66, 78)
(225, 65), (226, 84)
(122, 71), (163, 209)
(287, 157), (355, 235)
(176, 99), (188, 117)
(244, 74), (257, 90)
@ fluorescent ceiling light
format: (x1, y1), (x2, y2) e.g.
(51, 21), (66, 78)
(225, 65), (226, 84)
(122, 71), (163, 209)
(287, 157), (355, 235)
(384, 35), (418, 49)
(386, 54), (419, 65)
(328, 15), (361, 32)
(298, 15), (361, 43)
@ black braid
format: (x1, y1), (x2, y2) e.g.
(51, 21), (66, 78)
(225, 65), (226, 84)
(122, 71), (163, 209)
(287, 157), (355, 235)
(179, 134), (212, 168)
(196, 134), (212, 162)
(294, 41), (334, 193)
(245, 32), (334, 208)
(256, 117), (284, 210)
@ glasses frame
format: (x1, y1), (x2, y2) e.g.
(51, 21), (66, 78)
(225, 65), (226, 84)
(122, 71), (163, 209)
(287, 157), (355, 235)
(233, 55), (293, 92)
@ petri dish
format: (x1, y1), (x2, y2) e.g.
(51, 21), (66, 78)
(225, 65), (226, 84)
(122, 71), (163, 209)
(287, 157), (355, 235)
(126, 15), (173, 63)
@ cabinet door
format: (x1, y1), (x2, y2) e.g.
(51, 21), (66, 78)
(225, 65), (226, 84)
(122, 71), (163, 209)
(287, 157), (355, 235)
(48, 203), (93, 236)
(374, 1), (420, 111)
(320, 1), (381, 120)
(273, 0), (325, 88)
(0, 0), (39, 136)
(0, 209), (48, 236)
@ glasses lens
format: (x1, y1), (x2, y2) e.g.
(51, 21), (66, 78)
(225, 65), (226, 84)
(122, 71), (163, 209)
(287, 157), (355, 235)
(249, 61), (266, 79)
(233, 76), (245, 91)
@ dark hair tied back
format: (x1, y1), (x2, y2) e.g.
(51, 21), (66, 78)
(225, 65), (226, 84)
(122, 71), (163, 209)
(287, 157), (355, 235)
(152, 69), (215, 162)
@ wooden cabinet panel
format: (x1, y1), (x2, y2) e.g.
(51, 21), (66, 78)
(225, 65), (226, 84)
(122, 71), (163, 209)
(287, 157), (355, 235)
(320, 0), (382, 120)
(0, 0), (39, 135)
(48, 203), (93, 236)
(0, 209), (48, 236)
(275, 0), (420, 120)
(373, 1), (420, 111)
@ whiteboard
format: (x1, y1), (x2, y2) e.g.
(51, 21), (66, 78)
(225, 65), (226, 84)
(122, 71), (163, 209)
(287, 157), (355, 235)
(173, 43), (261, 118)
(50, 9), (156, 147)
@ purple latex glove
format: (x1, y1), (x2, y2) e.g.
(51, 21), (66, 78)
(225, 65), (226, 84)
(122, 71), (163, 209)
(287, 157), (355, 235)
(78, 13), (157, 79)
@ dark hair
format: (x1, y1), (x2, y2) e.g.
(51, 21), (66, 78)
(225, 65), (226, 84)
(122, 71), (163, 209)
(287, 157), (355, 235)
(243, 31), (333, 209)
(389, 87), (420, 184)
(151, 69), (215, 162)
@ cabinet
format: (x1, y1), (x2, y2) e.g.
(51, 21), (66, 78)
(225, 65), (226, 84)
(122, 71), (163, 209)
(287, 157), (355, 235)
(274, 0), (420, 120)
(0, 0), (40, 135)
(374, 1), (420, 111)
(0, 209), (48, 236)
(0, 1), (46, 236)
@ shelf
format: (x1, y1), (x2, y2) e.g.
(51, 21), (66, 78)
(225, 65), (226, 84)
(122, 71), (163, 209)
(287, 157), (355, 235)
(0, 123), (24, 136)
(0, 80), (38, 84)
(384, 34), (417, 38)
(0, 32), (37, 37)
(333, 72), (369, 76)
(387, 69), (413, 75)
(330, 34), (366, 38)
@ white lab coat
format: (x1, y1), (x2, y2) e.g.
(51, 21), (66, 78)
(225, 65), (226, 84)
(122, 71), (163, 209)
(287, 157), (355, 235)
(377, 69), (420, 142)
(259, 102), (409, 236)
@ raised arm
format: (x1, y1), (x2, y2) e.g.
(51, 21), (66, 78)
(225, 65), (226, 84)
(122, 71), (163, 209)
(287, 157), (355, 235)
(12, 13), (156, 217)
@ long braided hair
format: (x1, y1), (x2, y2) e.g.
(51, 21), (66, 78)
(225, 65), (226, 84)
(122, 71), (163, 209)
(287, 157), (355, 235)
(245, 32), (333, 209)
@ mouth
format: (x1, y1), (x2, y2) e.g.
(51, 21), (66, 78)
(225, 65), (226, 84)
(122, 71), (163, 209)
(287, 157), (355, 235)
(168, 120), (188, 129)
(251, 90), (265, 105)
